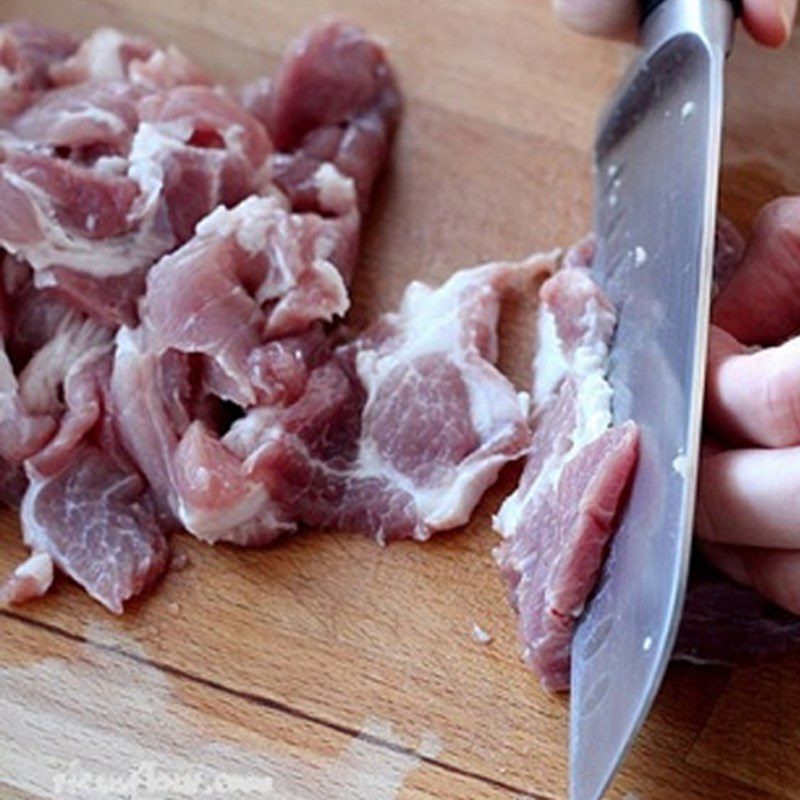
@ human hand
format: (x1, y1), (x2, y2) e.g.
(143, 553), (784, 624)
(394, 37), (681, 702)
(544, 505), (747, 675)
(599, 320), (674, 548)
(554, 0), (797, 47)
(698, 198), (800, 613)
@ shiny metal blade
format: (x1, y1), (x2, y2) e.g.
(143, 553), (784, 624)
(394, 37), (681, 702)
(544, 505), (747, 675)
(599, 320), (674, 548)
(570, 2), (735, 798)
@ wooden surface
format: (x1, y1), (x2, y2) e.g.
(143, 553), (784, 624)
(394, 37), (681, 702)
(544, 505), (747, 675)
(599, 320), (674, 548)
(2, 1), (800, 798)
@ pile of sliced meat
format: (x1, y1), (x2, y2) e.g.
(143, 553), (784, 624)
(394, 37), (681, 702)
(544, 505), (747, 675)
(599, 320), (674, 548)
(0, 19), (556, 615)
(2, 19), (798, 692)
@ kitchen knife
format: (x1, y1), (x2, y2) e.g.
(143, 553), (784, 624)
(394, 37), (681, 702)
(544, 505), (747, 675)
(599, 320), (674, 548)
(569, 1), (739, 798)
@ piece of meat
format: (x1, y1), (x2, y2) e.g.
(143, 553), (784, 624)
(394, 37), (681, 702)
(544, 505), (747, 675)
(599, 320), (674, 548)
(252, 256), (554, 543)
(111, 325), (305, 544)
(0, 550), (53, 605)
(49, 27), (157, 86)
(20, 348), (170, 613)
(132, 85), (270, 242)
(0, 336), (57, 464)
(0, 150), (173, 326)
(0, 21), (78, 119)
(11, 80), (145, 159)
(128, 45), (213, 90)
(266, 21), (401, 216)
(141, 195), (352, 405)
(494, 265), (640, 692)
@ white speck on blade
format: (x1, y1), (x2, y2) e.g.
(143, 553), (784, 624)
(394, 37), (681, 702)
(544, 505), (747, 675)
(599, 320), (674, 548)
(608, 193), (618, 207)
(633, 246), (647, 267)
(642, 636), (653, 652)
(681, 101), (696, 121)
(672, 453), (689, 478)
(471, 623), (493, 645)
(607, 163), (619, 178)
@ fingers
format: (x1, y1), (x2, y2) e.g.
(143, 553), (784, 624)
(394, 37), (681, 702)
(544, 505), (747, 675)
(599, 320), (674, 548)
(696, 445), (800, 548)
(703, 542), (800, 614)
(552, 0), (638, 39)
(712, 197), (800, 345)
(742, 0), (797, 47)
(705, 325), (800, 447)
(554, 0), (797, 45)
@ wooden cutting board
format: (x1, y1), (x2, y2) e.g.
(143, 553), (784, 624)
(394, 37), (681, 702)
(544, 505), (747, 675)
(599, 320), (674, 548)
(2, 1), (800, 798)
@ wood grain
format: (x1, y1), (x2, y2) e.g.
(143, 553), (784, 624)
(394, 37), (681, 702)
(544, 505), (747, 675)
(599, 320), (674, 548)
(1, 1), (800, 798)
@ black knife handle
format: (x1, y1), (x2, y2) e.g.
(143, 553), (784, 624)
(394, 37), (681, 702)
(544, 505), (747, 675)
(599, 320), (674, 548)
(640, 0), (743, 24)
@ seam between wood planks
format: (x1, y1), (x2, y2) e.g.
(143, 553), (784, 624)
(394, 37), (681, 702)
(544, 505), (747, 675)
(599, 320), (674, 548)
(1, 609), (555, 800)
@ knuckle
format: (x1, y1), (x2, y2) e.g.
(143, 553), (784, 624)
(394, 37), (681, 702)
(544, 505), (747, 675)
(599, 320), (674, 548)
(759, 358), (800, 446)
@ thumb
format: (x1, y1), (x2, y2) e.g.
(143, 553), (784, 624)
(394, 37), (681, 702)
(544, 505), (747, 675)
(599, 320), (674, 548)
(553, 0), (639, 38)
(742, 0), (797, 47)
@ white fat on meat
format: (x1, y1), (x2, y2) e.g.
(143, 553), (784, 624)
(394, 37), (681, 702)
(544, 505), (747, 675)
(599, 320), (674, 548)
(494, 265), (639, 692)
(0, 551), (54, 605)
(495, 283), (615, 534)
(251, 254), (557, 545)
(352, 261), (546, 535)
(18, 312), (112, 414)
(0, 156), (172, 278)
(50, 27), (156, 85)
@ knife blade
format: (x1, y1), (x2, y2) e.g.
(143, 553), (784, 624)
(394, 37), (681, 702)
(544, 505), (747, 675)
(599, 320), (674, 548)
(569, 1), (738, 798)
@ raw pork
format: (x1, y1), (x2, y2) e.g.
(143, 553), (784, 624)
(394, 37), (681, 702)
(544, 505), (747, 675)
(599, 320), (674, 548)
(0, 18), (400, 610)
(21, 348), (169, 613)
(494, 261), (639, 691)
(248, 256), (553, 543)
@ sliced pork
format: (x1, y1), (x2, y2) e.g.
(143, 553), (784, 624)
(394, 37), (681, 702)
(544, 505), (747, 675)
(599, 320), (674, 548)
(0, 550), (53, 605)
(21, 348), (169, 613)
(0, 21), (78, 119)
(494, 263), (639, 692)
(265, 20), (402, 221)
(252, 256), (554, 543)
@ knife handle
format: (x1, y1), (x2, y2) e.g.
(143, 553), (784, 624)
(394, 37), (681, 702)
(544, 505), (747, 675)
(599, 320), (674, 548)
(640, 0), (742, 24)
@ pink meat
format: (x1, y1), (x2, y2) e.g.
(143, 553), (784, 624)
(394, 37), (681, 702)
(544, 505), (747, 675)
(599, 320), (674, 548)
(0, 551), (53, 605)
(11, 81), (145, 158)
(0, 150), (173, 326)
(49, 27), (157, 86)
(252, 257), (552, 543)
(127, 46), (213, 90)
(266, 21), (401, 215)
(132, 86), (270, 241)
(20, 349), (169, 613)
(0, 21), (78, 118)
(494, 265), (640, 691)
(141, 195), (352, 405)
(110, 326), (317, 545)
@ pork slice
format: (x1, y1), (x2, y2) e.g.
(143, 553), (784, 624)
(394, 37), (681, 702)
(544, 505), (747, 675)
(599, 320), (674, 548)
(253, 256), (554, 543)
(0, 150), (171, 263)
(266, 21), (401, 218)
(127, 45), (213, 90)
(0, 339), (56, 463)
(111, 325), (327, 546)
(494, 265), (640, 691)
(141, 195), (351, 405)
(20, 348), (169, 613)
(0, 550), (53, 605)
(11, 80), (145, 159)
(130, 85), (270, 243)
(0, 21), (78, 118)
(0, 150), (173, 325)
(49, 27), (157, 86)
